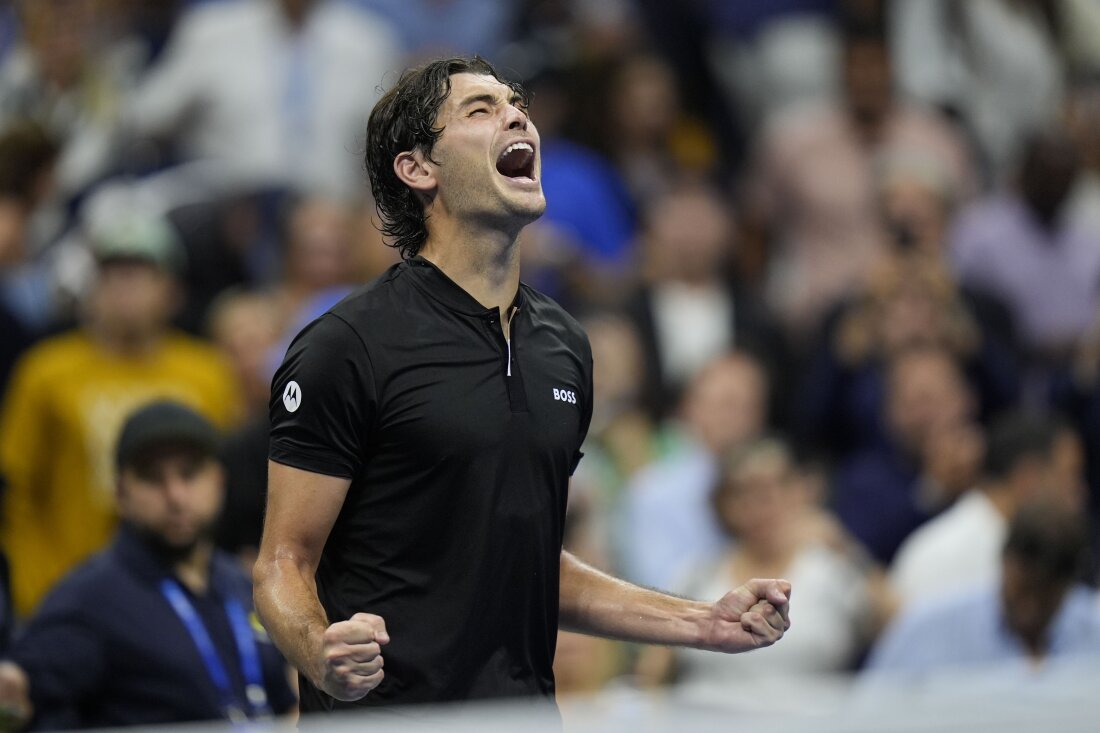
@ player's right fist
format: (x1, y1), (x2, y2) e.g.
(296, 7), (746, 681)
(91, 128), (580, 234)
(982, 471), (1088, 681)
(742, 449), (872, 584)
(317, 612), (389, 701)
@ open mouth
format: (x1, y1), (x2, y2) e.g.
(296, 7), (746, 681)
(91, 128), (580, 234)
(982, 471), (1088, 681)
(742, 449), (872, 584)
(496, 141), (536, 180)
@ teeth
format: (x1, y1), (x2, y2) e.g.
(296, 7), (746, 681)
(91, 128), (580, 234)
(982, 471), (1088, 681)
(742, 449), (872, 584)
(501, 142), (533, 158)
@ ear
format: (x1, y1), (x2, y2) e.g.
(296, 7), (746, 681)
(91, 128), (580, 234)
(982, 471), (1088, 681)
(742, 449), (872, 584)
(393, 150), (437, 199)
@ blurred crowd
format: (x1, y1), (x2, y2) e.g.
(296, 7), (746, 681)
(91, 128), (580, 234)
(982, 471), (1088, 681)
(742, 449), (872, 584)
(2, 0), (1100, 723)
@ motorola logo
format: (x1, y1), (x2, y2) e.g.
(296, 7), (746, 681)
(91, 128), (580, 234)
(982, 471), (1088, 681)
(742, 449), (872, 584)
(283, 380), (302, 413)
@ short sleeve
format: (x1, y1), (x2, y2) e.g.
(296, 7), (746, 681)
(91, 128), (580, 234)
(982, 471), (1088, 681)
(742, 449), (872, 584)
(269, 314), (378, 479)
(570, 335), (594, 476)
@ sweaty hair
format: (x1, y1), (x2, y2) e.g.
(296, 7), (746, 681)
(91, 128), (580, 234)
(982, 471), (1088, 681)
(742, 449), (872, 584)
(364, 56), (529, 260)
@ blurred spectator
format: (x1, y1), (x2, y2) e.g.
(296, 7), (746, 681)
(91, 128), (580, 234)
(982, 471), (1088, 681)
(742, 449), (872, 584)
(0, 121), (60, 390)
(263, 194), (358, 377)
(891, 0), (1100, 185)
(0, 0), (143, 206)
(205, 290), (280, 562)
(876, 152), (1020, 354)
(568, 312), (658, 572)
(625, 182), (784, 421)
(207, 290), (281, 421)
(637, 438), (892, 711)
(702, 0), (841, 131)
(865, 501), (1100, 681)
(745, 14), (973, 338)
(890, 412), (1085, 610)
(128, 0), (401, 199)
(1064, 80), (1100, 239)
(520, 66), (635, 286)
(796, 252), (1017, 458)
(1053, 307), (1100, 530)
(571, 53), (718, 211)
(0, 212), (241, 617)
(0, 401), (295, 728)
(950, 127), (1100, 368)
(269, 196), (358, 337)
(355, 0), (516, 58)
(621, 352), (769, 590)
(0, 549), (10, 655)
(832, 345), (984, 564)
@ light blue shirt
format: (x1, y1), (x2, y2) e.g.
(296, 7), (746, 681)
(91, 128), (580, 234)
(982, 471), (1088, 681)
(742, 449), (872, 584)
(866, 583), (1100, 682)
(621, 438), (728, 591)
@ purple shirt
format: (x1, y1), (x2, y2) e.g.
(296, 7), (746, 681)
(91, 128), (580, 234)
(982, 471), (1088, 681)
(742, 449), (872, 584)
(950, 196), (1100, 354)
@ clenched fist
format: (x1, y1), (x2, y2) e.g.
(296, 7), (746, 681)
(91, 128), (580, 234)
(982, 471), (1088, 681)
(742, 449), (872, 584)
(316, 612), (389, 701)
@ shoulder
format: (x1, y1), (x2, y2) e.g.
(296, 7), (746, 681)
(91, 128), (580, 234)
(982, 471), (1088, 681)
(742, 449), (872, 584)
(30, 551), (118, 617)
(161, 331), (232, 363)
(520, 285), (591, 358)
(9, 331), (92, 382)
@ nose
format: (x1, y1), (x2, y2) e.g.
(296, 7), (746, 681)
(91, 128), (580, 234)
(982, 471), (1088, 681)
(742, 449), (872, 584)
(162, 472), (192, 508)
(504, 103), (528, 131)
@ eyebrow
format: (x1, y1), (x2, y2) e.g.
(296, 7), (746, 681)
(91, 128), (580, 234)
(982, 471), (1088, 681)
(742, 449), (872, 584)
(456, 91), (523, 110)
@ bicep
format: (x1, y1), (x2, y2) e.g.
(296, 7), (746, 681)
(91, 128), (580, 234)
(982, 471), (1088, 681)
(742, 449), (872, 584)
(259, 461), (351, 572)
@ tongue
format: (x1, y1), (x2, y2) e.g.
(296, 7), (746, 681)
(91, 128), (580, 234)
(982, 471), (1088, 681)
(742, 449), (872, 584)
(497, 148), (533, 178)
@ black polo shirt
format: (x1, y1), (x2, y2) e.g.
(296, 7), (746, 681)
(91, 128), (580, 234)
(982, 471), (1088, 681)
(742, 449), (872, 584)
(269, 257), (593, 711)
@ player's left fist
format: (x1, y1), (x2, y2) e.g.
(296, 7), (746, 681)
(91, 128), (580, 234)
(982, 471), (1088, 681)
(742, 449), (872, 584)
(699, 578), (791, 654)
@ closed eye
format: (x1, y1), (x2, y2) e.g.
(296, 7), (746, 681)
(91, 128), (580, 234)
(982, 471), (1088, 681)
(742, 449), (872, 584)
(469, 107), (490, 117)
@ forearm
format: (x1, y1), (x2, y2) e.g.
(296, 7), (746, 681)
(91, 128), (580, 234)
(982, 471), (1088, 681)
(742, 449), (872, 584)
(252, 553), (329, 687)
(558, 551), (710, 647)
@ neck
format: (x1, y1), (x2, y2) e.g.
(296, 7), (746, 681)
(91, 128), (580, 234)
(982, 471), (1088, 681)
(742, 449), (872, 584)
(87, 320), (162, 357)
(174, 541), (214, 595)
(982, 483), (1017, 520)
(419, 220), (522, 318)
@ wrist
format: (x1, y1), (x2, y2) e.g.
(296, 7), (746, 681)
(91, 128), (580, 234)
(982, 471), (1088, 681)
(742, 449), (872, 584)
(677, 600), (715, 649)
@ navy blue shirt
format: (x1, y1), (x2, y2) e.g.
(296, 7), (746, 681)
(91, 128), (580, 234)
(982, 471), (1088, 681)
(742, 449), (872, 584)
(7, 526), (296, 729)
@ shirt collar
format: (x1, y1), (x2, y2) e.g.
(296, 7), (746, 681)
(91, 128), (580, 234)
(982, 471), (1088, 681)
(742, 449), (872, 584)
(404, 256), (525, 317)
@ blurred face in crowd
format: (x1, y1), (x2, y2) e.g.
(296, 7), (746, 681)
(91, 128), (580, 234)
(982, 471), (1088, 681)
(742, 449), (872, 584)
(0, 198), (28, 268)
(1000, 556), (1070, 655)
(208, 292), (280, 413)
(1019, 130), (1080, 228)
(844, 37), (893, 132)
(880, 170), (951, 258)
(585, 314), (644, 421)
(117, 444), (225, 560)
(886, 348), (974, 455)
(714, 445), (806, 550)
(19, 0), (97, 89)
(682, 355), (767, 454)
(87, 259), (179, 342)
(644, 187), (733, 285)
(286, 198), (355, 291)
(1036, 430), (1086, 511)
(611, 56), (679, 146)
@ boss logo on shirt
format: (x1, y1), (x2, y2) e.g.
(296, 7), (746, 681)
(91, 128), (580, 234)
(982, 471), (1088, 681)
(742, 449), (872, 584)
(553, 388), (577, 404)
(283, 380), (302, 413)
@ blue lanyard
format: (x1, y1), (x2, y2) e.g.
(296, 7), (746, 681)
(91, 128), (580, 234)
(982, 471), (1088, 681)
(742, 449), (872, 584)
(160, 579), (272, 723)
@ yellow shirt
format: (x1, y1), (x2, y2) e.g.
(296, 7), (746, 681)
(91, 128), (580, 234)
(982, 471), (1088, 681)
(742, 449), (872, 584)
(0, 330), (242, 616)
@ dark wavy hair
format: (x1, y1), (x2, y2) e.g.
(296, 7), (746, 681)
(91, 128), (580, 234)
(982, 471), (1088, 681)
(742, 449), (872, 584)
(364, 56), (529, 260)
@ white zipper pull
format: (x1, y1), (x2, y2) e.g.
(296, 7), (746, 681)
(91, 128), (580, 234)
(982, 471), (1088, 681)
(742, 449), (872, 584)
(506, 338), (512, 377)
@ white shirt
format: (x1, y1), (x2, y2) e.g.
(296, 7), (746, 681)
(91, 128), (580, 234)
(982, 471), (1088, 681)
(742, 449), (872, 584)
(889, 490), (1006, 609)
(129, 0), (401, 198)
(671, 545), (873, 713)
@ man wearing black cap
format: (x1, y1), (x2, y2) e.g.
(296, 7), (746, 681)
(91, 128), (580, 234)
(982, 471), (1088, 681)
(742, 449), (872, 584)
(0, 212), (241, 618)
(0, 401), (294, 729)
